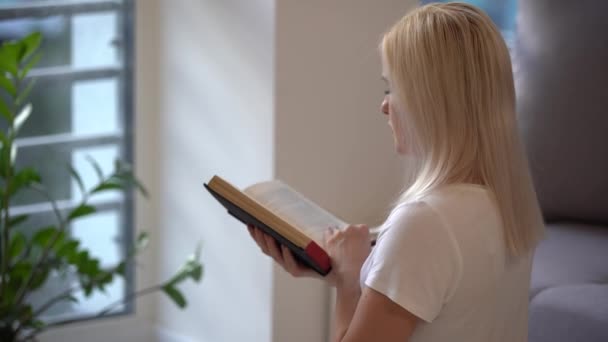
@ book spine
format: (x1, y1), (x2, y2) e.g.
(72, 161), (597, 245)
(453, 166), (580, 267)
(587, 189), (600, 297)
(304, 241), (331, 274)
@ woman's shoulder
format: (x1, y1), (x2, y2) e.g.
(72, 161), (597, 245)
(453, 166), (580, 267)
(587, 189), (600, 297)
(420, 183), (495, 217)
(377, 199), (446, 243)
(393, 183), (492, 218)
(378, 183), (496, 241)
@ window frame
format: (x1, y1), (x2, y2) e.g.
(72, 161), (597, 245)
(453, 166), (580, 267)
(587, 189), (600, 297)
(0, 0), (136, 322)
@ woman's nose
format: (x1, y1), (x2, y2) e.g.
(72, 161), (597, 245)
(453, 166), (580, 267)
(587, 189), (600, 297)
(381, 98), (389, 115)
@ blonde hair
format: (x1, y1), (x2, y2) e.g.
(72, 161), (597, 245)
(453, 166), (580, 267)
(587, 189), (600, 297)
(382, 2), (544, 257)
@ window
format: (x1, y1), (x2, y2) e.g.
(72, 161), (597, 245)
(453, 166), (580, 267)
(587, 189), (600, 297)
(0, 0), (134, 322)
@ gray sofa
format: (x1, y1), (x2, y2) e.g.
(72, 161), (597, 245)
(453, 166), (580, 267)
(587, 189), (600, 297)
(515, 0), (608, 341)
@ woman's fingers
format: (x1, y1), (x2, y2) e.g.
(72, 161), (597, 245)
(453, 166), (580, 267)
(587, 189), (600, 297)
(253, 227), (270, 255)
(281, 245), (302, 276)
(252, 227), (308, 277)
(263, 232), (284, 263)
(249, 226), (324, 281)
(250, 227), (284, 263)
(282, 245), (320, 279)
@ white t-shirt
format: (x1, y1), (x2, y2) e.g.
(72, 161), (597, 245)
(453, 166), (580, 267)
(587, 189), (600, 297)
(360, 184), (532, 342)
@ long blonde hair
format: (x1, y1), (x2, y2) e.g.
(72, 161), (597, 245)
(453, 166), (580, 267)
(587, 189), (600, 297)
(382, 2), (544, 257)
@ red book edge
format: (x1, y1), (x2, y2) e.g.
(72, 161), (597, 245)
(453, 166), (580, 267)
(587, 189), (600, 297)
(304, 241), (331, 273)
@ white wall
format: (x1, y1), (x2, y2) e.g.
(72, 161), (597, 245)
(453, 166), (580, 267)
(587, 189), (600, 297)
(153, 0), (276, 341)
(273, 1), (416, 341)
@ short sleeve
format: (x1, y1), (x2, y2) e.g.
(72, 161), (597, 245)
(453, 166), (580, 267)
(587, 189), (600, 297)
(364, 201), (463, 323)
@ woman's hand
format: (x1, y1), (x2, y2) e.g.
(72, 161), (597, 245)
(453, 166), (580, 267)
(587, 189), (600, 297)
(324, 224), (372, 289)
(248, 224), (371, 289)
(247, 224), (329, 282)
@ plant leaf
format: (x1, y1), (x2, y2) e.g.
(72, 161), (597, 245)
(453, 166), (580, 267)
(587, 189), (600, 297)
(115, 261), (126, 276)
(11, 261), (32, 281)
(165, 244), (204, 287)
(96, 272), (114, 292)
(20, 32), (42, 62)
(82, 282), (94, 297)
(29, 268), (50, 290)
(31, 319), (46, 329)
(0, 143), (13, 177)
(75, 250), (90, 271)
(9, 232), (27, 258)
(98, 271), (113, 285)
(17, 304), (33, 322)
(0, 97), (13, 122)
(56, 240), (80, 261)
(91, 180), (124, 194)
(32, 226), (61, 248)
(8, 214), (28, 228)
(10, 142), (16, 165)
(13, 103), (31, 134)
(0, 72), (15, 97)
(80, 258), (100, 277)
(130, 175), (149, 198)
(20, 52), (41, 80)
(191, 264), (203, 282)
(162, 285), (187, 309)
(85, 155), (104, 181)
(9, 167), (41, 196)
(14, 167), (41, 183)
(0, 129), (7, 145)
(188, 244), (204, 282)
(66, 295), (79, 303)
(68, 204), (96, 221)
(68, 165), (86, 197)
(114, 159), (131, 173)
(114, 170), (149, 198)
(136, 231), (149, 251)
(0, 41), (20, 76)
(16, 78), (36, 107)
(166, 261), (199, 287)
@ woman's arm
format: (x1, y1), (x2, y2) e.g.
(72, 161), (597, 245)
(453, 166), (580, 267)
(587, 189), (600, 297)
(326, 226), (419, 342)
(334, 281), (362, 341)
(248, 224), (420, 341)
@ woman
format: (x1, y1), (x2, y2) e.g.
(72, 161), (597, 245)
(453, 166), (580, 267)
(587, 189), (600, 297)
(249, 2), (544, 341)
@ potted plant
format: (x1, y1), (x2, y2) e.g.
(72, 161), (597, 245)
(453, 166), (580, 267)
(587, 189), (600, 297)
(0, 33), (203, 342)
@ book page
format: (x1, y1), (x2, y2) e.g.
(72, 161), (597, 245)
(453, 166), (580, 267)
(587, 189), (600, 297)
(244, 180), (347, 244)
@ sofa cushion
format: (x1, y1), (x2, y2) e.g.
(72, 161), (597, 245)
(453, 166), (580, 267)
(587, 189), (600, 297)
(529, 284), (608, 342)
(530, 223), (608, 299)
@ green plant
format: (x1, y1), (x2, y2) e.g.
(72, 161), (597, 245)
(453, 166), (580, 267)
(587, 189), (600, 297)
(0, 33), (203, 342)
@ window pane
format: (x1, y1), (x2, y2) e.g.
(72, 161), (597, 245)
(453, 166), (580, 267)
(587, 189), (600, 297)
(72, 12), (118, 68)
(73, 78), (120, 135)
(11, 77), (72, 138)
(0, 77), (120, 138)
(13, 144), (122, 206)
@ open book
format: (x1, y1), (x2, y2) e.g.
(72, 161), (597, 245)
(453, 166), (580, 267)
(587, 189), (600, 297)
(204, 175), (373, 276)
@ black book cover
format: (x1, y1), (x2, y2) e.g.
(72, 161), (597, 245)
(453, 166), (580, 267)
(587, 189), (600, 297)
(204, 183), (331, 276)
